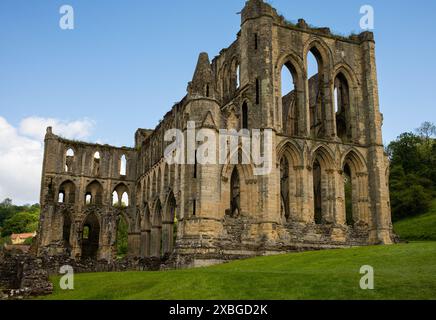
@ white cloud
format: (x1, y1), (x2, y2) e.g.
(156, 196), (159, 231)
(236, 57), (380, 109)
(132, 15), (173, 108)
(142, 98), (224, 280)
(19, 117), (95, 141)
(0, 116), (95, 205)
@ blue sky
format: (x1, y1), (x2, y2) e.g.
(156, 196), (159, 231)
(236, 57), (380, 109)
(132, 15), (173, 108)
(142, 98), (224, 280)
(0, 0), (435, 204)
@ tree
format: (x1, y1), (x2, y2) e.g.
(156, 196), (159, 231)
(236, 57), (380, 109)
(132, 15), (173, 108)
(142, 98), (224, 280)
(1, 210), (39, 237)
(416, 121), (436, 140)
(388, 125), (435, 221)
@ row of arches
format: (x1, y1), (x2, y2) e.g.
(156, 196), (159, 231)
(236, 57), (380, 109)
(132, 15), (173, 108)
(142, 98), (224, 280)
(64, 148), (127, 177)
(140, 192), (178, 258)
(278, 143), (369, 226)
(141, 162), (177, 203)
(57, 180), (131, 207)
(280, 41), (358, 143)
(61, 190), (179, 260)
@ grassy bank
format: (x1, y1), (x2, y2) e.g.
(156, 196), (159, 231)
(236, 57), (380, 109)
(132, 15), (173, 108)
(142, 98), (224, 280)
(43, 242), (436, 300)
(394, 200), (436, 241)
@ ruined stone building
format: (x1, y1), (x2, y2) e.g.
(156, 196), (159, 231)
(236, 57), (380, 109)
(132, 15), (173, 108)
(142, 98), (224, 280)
(36, 0), (394, 267)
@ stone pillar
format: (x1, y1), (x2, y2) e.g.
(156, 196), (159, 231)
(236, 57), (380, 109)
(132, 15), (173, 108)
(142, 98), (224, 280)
(150, 226), (162, 257)
(128, 232), (141, 257)
(361, 35), (393, 244)
(323, 82), (337, 139)
(161, 222), (174, 255)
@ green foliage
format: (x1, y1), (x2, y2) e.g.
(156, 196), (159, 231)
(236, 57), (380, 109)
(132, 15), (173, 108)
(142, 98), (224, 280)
(387, 124), (436, 222)
(0, 199), (40, 237)
(23, 237), (34, 245)
(0, 235), (11, 247)
(1, 211), (39, 237)
(116, 217), (128, 258)
(43, 242), (436, 300)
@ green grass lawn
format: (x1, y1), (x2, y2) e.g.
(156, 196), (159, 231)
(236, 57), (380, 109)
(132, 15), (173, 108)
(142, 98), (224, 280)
(43, 242), (436, 300)
(394, 200), (436, 241)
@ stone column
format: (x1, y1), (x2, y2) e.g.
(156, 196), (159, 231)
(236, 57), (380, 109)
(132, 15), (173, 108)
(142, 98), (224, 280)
(150, 226), (162, 257)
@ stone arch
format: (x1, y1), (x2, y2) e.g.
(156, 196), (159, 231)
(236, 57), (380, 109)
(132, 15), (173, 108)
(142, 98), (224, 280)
(221, 146), (255, 181)
(304, 38), (334, 139)
(230, 57), (240, 92)
(276, 52), (306, 136)
(219, 62), (229, 100)
(112, 183), (129, 207)
(341, 149), (370, 226)
(140, 203), (152, 257)
(277, 140), (304, 167)
(333, 64), (360, 142)
(162, 191), (177, 255)
(119, 154), (127, 176)
(303, 38), (334, 72)
(92, 151), (101, 176)
(277, 141), (304, 222)
(150, 199), (163, 257)
(81, 213), (100, 260)
(65, 147), (75, 173)
(85, 180), (103, 205)
(311, 145), (336, 224)
(115, 212), (129, 257)
(58, 180), (76, 204)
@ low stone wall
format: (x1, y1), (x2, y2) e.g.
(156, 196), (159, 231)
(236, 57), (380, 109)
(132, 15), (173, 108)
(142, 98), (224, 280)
(0, 248), (163, 300)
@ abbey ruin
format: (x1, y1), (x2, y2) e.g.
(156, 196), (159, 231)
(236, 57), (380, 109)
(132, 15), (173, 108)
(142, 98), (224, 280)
(36, 0), (394, 268)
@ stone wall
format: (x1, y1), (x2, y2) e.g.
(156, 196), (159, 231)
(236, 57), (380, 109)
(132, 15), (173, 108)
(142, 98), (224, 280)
(0, 248), (163, 299)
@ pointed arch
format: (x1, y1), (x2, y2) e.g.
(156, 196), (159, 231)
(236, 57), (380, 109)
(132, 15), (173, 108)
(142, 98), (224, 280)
(150, 199), (163, 257)
(340, 149), (370, 226)
(304, 38), (334, 139)
(85, 180), (103, 205)
(112, 183), (129, 207)
(221, 146), (255, 182)
(92, 151), (101, 175)
(311, 145), (335, 170)
(140, 203), (152, 257)
(277, 140), (304, 222)
(162, 191), (177, 255)
(276, 140), (304, 167)
(58, 180), (76, 204)
(311, 145), (336, 224)
(278, 54), (305, 136)
(120, 154), (127, 176)
(65, 148), (75, 173)
(116, 214), (129, 257)
(81, 213), (100, 260)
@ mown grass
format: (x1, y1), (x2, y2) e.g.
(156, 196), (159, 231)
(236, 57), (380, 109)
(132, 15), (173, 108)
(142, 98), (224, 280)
(42, 242), (436, 300)
(394, 200), (436, 241)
